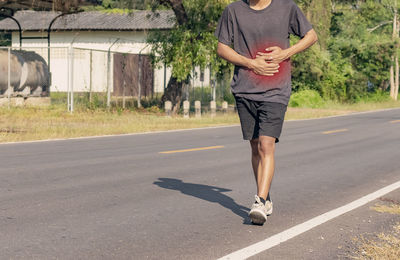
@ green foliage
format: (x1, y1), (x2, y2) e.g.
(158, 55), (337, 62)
(304, 0), (332, 48)
(328, 0), (395, 101)
(108, 0), (399, 106)
(188, 86), (213, 105)
(147, 0), (232, 83)
(289, 89), (324, 108)
(291, 38), (354, 102)
(83, 0), (163, 11)
(50, 92), (165, 111)
(101, 0), (152, 10)
(363, 90), (392, 102)
(0, 33), (11, 46)
(291, 0), (397, 104)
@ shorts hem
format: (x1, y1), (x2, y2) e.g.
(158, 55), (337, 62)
(242, 134), (280, 143)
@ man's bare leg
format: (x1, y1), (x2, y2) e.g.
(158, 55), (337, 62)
(250, 136), (275, 200)
(250, 138), (260, 182)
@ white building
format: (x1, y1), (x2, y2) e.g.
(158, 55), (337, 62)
(0, 10), (211, 97)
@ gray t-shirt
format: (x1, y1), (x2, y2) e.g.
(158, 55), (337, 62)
(214, 0), (312, 105)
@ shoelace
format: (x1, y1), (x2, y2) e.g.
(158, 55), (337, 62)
(252, 195), (264, 209)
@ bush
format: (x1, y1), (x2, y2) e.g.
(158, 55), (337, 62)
(289, 89), (325, 108)
(189, 86), (213, 104)
(357, 90), (391, 103)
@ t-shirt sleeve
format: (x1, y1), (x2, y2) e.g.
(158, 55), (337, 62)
(288, 4), (313, 38)
(214, 7), (234, 46)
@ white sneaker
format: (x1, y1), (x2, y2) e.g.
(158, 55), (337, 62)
(249, 195), (268, 225)
(265, 199), (273, 216)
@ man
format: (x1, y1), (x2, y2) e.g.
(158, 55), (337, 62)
(215, 0), (318, 225)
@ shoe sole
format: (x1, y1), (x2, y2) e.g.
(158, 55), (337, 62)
(249, 209), (267, 225)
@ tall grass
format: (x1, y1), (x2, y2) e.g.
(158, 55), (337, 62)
(0, 90), (398, 143)
(0, 104), (240, 143)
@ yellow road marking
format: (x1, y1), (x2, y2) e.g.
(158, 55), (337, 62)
(322, 129), (349, 135)
(390, 120), (400, 123)
(159, 145), (224, 154)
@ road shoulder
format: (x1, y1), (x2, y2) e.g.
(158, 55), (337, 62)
(251, 189), (400, 260)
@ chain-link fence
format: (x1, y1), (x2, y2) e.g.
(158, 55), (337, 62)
(0, 45), (233, 112)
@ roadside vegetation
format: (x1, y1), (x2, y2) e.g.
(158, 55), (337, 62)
(1, 0), (399, 142)
(82, 0), (400, 113)
(350, 202), (400, 260)
(0, 91), (399, 143)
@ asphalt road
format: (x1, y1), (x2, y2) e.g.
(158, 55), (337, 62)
(1, 108), (400, 259)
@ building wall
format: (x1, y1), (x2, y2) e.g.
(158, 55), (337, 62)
(11, 30), (211, 95)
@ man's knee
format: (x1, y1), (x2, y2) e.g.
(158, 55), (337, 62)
(258, 136), (275, 156)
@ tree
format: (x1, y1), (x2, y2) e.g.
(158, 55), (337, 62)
(289, 0), (398, 102)
(0, 0), (100, 12)
(0, 33), (10, 46)
(109, 0), (398, 104)
(97, 0), (152, 10)
(389, 0), (400, 100)
(147, 0), (232, 114)
(297, 0), (332, 49)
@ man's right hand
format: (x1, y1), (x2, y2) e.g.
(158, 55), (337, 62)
(216, 42), (279, 76)
(249, 57), (280, 76)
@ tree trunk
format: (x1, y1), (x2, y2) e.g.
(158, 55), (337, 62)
(391, 3), (398, 100)
(395, 17), (400, 101)
(391, 56), (395, 98)
(158, 0), (188, 24)
(306, 0), (332, 49)
(161, 76), (183, 114)
(157, 0), (188, 114)
(395, 54), (399, 100)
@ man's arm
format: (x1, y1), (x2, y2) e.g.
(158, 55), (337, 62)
(285, 29), (318, 58)
(217, 42), (280, 76)
(257, 29), (318, 64)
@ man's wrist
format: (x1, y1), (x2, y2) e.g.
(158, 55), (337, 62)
(284, 48), (293, 59)
(244, 57), (255, 70)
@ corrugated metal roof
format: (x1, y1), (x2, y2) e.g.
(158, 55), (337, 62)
(0, 10), (176, 31)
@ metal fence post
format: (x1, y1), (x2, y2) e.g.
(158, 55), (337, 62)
(163, 62), (167, 93)
(107, 49), (111, 108)
(68, 45), (74, 113)
(67, 46), (70, 111)
(7, 47), (11, 109)
(138, 54), (142, 108)
(107, 39), (120, 109)
(89, 49), (93, 104)
(71, 46), (74, 113)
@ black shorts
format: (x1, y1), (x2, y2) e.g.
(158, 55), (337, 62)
(234, 96), (287, 143)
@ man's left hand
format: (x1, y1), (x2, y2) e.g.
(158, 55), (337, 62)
(256, 46), (290, 64)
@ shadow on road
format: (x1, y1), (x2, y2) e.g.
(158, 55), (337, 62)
(153, 178), (250, 223)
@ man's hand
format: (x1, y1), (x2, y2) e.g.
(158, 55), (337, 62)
(256, 46), (290, 64)
(249, 57), (280, 76)
(216, 42), (280, 76)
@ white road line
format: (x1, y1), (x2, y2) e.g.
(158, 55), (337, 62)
(218, 179), (400, 260)
(286, 107), (400, 122)
(0, 125), (240, 146)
